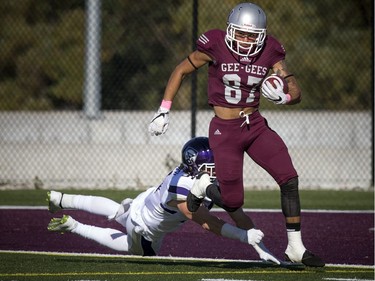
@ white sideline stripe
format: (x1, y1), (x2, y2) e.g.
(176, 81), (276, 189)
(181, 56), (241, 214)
(0, 250), (373, 269)
(323, 278), (374, 281)
(0, 206), (48, 210)
(0, 206), (373, 213)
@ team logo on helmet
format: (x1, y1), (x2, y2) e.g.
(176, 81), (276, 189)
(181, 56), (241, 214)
(184, 148), (198, 165)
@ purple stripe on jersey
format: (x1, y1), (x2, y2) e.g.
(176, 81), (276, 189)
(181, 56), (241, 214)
(168, 185), (189, 196)
(160, 203), (177, 214)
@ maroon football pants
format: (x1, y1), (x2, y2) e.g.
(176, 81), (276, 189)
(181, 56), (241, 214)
(208, 110), (298, 209)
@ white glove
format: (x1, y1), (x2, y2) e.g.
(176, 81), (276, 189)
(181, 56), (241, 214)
(261, 78), (289, 105)
(148, 107), (169, 136)
(253, 242), (281, 265)
(246, 228), (264, 246)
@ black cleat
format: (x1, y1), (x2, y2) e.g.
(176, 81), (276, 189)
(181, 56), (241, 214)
(286, 250), (325, 267)
(301, 250), (325, 267)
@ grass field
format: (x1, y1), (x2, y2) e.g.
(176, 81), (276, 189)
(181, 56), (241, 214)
(0, 251), (373, 281)
(0, 188), (374, 281)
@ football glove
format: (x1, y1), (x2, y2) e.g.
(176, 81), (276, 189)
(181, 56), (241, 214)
(148, 107), (169, 136)
(245, 228), (264, 246)
(261, 80), (289, 105)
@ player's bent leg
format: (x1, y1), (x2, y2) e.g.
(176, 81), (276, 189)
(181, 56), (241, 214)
(280, 177), (301, 219)
(227, 208), (255, 230)
(73, 223), (129, 252)
(67, 194), (120, 217)
(48, 215), (129, 252)
(280, 178), (325, 267)
(47, 191), (120, 218)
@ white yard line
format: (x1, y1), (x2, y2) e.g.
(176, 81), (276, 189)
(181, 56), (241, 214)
(323, 278), (374, 281)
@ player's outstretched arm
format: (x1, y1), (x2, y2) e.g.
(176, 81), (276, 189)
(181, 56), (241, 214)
(173, 200), (280, 263)
(148, 51), (211, 136)
(173, 200), (263, 246)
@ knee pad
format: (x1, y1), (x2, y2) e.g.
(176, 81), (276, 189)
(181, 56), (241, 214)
(280, 177), (300, 217)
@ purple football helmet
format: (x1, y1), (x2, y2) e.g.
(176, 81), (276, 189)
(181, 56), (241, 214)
(181, 137), (215, 181)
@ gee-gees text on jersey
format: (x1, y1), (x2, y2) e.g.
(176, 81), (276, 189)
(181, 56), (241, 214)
(220, 63), (268, 76)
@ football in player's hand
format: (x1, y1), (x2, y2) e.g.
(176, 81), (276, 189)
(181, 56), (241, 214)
(261, 74), (288, 93)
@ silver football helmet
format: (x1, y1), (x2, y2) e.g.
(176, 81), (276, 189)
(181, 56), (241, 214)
(225, 3), (267, 57)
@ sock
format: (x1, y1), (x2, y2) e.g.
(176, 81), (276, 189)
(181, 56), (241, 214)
(61, 194), (120, 217)
(285, 230), (306, 261)
(60, 193), (74, 209)
(286, 222), (301, 232)
(73, 222), (129, 252)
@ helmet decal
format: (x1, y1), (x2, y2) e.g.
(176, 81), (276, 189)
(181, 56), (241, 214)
(184, 148), (198, 166)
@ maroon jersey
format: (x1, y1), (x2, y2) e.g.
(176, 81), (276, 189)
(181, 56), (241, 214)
(195, 30), (296, 209)
(196, 29), (285, 109)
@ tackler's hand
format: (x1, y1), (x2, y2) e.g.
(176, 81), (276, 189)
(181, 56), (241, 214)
(148, 107), (169, 136)
(246, 228), (264, 246)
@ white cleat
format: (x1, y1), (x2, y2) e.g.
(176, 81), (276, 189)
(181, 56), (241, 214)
(47, 215), (78, 233)
(47, 190), (63, 213)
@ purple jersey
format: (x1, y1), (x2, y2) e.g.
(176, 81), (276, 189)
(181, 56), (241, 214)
(196, 29), (285, 109)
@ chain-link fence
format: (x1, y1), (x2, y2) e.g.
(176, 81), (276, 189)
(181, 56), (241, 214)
(0, 0), (373, 190)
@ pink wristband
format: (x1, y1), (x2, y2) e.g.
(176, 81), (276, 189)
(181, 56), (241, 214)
(161, 99), (172, 110)
(285, 94), (291, 103)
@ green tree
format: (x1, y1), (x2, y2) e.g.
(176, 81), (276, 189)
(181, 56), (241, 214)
(0, 0), (372, 111)
(0, 0), (85, 110)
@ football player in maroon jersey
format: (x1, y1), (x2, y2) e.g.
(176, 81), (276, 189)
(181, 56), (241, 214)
(149, 2), (324, 267)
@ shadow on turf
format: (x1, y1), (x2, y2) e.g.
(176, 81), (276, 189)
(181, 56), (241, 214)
(55, 257), (306, 271)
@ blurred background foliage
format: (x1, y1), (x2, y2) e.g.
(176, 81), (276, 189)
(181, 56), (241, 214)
(0, 0), (372, 111)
